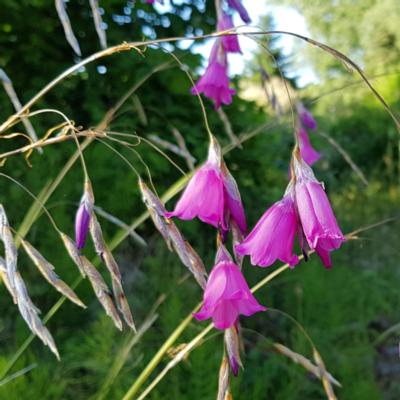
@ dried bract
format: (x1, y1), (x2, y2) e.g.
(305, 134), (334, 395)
(21, 239), (85, 308)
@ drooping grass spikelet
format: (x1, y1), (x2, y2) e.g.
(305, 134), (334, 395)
(139, 178), (172, 251)
(0, 204), (17, 296)
(273, 343), (340, 387)
(20, 238), (86, 309)
(139, 178), (207, 288)
(165, 222), (207, 289)
(55, 0), (82, 56)
(80, 255), (123, 331)
(89, 0), (107, 50)
(89, 213), (135, 330)
(0, 256), (17, 303)
(60, 232), (86, 277)
(14, 270), (60, 359)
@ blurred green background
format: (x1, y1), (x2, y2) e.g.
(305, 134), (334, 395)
(0, 0), (399, 399)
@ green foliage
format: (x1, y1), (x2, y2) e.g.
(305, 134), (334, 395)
(0, 1), (400, 399)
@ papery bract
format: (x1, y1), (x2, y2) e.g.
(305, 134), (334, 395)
(236, 184), (299, 268)
(294, 157), (345, 268)
(194, 248), (266, 329)
(299, 127), (320, 166)
(218, 13), (241, 53)
(191, 40), (235, 108)
(226, 0), (251, 23)
(222, 165), (247, 234)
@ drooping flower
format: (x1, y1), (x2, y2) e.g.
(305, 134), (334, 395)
(235, 183), (299, 268)
(298, 127), (320, 166)
(298, 103), (317, 131)
(75, 180), (94, 250)
(226, 0), (251, 23)
(191, 40), (235, 108)
(165, 136), (246, 234)
(194, 245), (266, 329)
(293, 155), (345, 268)
(217, 13), (241, 53)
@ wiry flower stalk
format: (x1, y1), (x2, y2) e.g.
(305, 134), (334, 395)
(20, 238), (86, 309)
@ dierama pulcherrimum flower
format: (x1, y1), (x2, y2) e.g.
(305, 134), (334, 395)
(298, 127), (320, 166)
(293, 154), (345, 268)
(191, 40), (235, 108)
(165, 136), (246, 234)
(226, 0), (251, 23)
(218, 13), (241, 53)
(75, 180), (94, 250)
(235, 183), (299, 268)
(194, 245), (266, 329)
(298, 103), (317, 131)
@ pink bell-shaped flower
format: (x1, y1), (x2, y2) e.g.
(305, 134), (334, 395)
(293, 155), (345, 268)
(191, 40), (235, 108)
(217, 13), (241, 53)
(235, 183), (299, 268)
(194, 245), (266, 329)
(166, 136), (246, 234)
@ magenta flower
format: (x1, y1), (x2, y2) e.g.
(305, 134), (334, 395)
(298, 104), (317, 131)
(166, 137), (246, 234)
(218, 13), (241, 53)
(191, 40), (235, 108)
(294, 157), (345, 268)
(194, 246), (266, 329)
(236, 184), (299, 268)
(226, 0), (251, 23)
(299, 127), (320, 166)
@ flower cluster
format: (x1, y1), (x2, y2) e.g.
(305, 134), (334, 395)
(191, 0), (251, 108)
(237, 150), (345, 269)
(167, 137), (344, 337)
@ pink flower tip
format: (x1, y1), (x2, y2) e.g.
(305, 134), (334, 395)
(218, 13), (241, 54)
(298, 104), (317, 131)
(226, 0), (251, 23)
(298, 127), (321, 166)
(75, 202), (91, 250)
(229, 354), (240, 376)
(193, 260), (266, 330)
